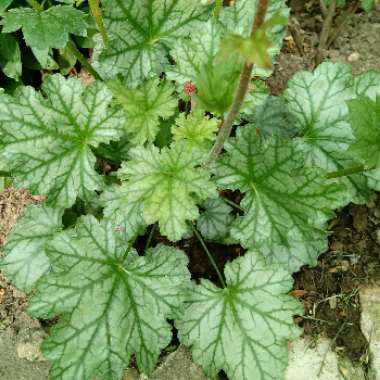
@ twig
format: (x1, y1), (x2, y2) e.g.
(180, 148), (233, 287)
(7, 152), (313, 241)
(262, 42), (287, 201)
(317, 322), (347, 376)
(315, 0), (336, 65)
(326, 2), (358, 49)
(288, 17), (304, 56)
(319, 0), (328, 18)
(205, 0), (269, 166)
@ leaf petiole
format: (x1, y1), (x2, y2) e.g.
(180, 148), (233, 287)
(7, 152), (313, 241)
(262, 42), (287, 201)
(326, 164), (371, 179)
(191, 223), (226, 288)
(66, 39), (103, 81)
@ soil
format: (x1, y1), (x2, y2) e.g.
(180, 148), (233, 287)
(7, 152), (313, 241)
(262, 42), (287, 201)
(1, 2), (380, 379)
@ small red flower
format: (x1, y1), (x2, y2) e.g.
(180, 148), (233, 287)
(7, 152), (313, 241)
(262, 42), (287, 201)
(183, 81), (197, 96)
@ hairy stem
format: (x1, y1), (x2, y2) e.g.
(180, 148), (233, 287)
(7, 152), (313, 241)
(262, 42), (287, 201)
(315, 0), (336, 65)
(191, 224), (226, 288)
(205, 0), (269, 166)
(88, 0), (109, 45)
(66, 40), (103, 81)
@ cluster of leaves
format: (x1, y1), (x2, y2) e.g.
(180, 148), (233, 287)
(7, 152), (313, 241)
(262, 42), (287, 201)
(0, 1), (379, 380)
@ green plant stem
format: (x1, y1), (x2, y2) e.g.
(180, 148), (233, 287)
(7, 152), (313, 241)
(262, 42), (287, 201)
(214, 0), (222, 18)
(205, 0), (269, 166)
(26, 0), (43, 11)
(191, 224), (226, 288)
(145, 224), (156, 250)
(88, 0), (109, 45)
(223, 197), (243, 211)
(123, 234), (138, 261)
(66, 39), (103, 81)
(326, 165), (368, 178)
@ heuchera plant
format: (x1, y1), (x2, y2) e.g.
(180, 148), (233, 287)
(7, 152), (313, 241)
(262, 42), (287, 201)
(0, 0), (379, 379)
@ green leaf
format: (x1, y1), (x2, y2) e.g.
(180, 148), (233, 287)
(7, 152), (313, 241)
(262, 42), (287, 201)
(0, 33), (22, 80)
(220, 0), (289, 77)
(284, 62), (375, 203)
(28, 216), (191, 379)
(118, 143), (217, 241)
(93, 0), (211, 85)
(100, 183), (146, 241)
(243, 96), (297, 138)
(0, 0), (13, 14)
(0, 74), (124, 208)
(1, 205), (62, 292)
(1, 5), (88, 50)
(215, 127), (348, 271)
(360, 0), (375, 11)
(197, 197), (233, 241)
(108, 78), (177, 145)
(177, 252), (302, 380)
(167, 20), (242, 115)
(347, 96), (380, 168)
(219, 12), (287, 69)
(172, 111), (218, 153)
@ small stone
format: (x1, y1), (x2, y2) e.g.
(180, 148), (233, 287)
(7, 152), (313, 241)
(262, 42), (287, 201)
(360, 284), (380, 380)
(348, 52), (360, 62)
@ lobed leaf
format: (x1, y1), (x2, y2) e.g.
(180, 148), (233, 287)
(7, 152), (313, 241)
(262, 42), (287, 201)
(284, 63), (380, 203)
(177, 252), (302, 380)
(108, 78), (177, 145)
(197, 197), (233, 241)
(172, 111), (218, 153)
(1, 205), (63, 292)
(215, 125), (349, 271)
(117, 143), (217, 241)
(93, 0), (211, 86)
(1, 5), (88, 65)
(347, 96), (380, 168)
(0, 74), (124, 208)
(29, 216), (191, 379)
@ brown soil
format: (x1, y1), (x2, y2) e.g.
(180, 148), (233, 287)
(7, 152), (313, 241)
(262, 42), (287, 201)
(293, 200), (380, 364)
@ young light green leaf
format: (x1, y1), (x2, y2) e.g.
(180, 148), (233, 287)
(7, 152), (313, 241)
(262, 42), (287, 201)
(172, 111), (218, 152)
(28, 216), (191, 379)
(108, 78), (177, 145)
(284, 62), (376, 203)
(167, 20), (242, 115)
(93, 0), (211, 85)
(215, 127), (349, 271)
(1, 205), (62, 292)
(0, 33), (22, 80)
(177, 252), (302, 380)
(219, 12), (287, 69)
(220, 0), (289, 77)
(347, 96), (380, 168)
(197, 197), (233, 241)
(0, 74), (124, 208)
(1, 6), (88, 50)
(118, 143), (217, 241)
